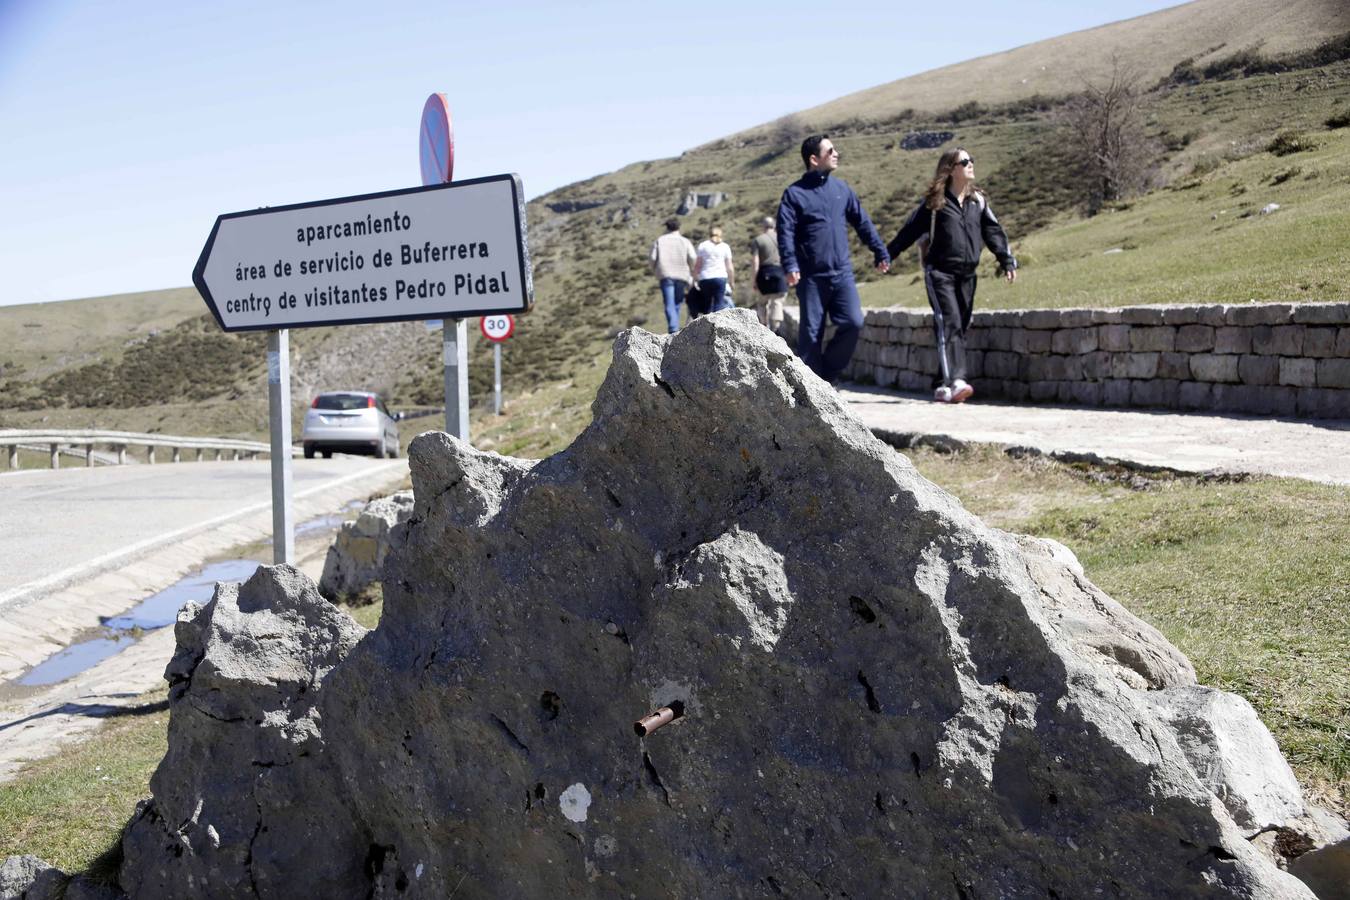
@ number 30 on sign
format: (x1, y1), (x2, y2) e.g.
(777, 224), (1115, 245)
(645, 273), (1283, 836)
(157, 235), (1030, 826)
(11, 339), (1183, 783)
(480, 314), (514, 342)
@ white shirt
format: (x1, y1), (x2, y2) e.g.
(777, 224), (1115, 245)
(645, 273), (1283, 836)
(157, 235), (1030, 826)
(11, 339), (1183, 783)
(696, 240), (733, 280)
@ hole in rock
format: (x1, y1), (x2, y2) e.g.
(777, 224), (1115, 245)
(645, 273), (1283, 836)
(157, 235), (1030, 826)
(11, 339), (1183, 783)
(849, 596), (877, 624)
(911, 753), (922, 778)
(540, 691), (562, 721)
(857, 672), (882, 713)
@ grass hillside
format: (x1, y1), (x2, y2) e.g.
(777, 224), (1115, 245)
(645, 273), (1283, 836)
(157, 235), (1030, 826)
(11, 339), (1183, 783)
(763, 0), (1350, 137)
(2, 2), (1348, 450)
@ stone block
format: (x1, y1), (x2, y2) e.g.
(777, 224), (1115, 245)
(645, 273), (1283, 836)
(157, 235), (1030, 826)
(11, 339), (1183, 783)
(1238, 355), (1278, 386)
(986, 328), (1012, 351)
(1158, 353), (1191, 381)
(1052, 327), (1099, 355)
(1251, 324), (1303, 356)
(877, 345), (907, 368)
(1278, 358), (1317, 387)
(1291, 302), (1350, 325)
(1189, 354), (1240, 383)
(1064, 381), (1103, 406)
(1057, 355), (1085, 381)
(966, 351), (985, 379)
(1304, 327), (1337, 358)
(1009, 329), (1029, 353)
(1213, 384), (1297, 416)
(862, 325), (886, 342)
(1029, 381), (1060, 401)
(1214, 327), (1252, 355)
(1098, 324), (1131, 352)
(1226, 304), (1293, 326)
(1122, 352), (1160, 379)
(1318, 358), (1350, 389)
(1024, 356), (1053, 381)
(966, 328), (988, 350)
(1175, 325), (1215, 353)
(1121, 307), (1166, 325)
(1161, 306), (1202, 326)
(1130, 326), (1177, 352)
(1057, 309), (1096, 328)
(1103, 379), (1132, 407)
(896, 327), (915, 345)
(1083, 351), (1113, 379)
(1090, 308), (1124, 324)
(1178, 382), (1214, 410)
(911, 346), (940, 374)
(1195, 306), (1229, 327)
(891, 369), (922, 391)
(874, 366), (898, 388)
(913, 327), (935, 346)
(1337, 328), (1350, 357)
(984, 351), (1020, 379)
(1003, 380), (1029, 401)
(1296, 388), (1350, 419)
(1022, 309), (1062, 329)
(1131, 379), (1180, 409)
(1025, 330), (1053, 353)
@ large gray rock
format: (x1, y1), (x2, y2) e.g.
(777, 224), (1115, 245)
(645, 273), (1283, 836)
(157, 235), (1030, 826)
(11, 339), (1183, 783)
(317, 490), (414, 602)
(0, 856), (65, 900)
(119, 311), (1340, 898)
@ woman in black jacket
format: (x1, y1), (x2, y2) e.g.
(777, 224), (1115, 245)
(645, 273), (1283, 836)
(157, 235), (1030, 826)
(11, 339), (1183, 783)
(887, 148), (1017, 403)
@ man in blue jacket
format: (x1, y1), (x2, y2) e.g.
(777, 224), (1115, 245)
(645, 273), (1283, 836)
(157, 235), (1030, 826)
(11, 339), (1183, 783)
(777, 135), (890, 381)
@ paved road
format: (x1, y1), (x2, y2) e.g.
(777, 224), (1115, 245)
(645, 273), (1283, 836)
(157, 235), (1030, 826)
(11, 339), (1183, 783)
(839, 384), (1350, 485)
(0, 458), (407, 605)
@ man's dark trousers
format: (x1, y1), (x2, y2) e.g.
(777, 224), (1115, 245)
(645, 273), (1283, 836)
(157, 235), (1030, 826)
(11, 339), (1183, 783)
(796, 270), (865, 382)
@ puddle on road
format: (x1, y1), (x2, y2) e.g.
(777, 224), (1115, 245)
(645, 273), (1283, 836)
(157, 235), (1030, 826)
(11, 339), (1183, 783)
(18, 635), (139, 687)
(12, 506), (355, 689)
(102, 559), (262, 631)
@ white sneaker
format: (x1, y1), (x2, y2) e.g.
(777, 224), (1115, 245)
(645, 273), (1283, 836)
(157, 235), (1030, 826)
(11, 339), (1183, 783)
(951, 379), (974, 403)
(933, 386), (953, 403)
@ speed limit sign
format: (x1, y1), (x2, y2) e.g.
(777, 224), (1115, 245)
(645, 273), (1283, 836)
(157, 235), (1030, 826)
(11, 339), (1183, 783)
(480, 314), (514, 342)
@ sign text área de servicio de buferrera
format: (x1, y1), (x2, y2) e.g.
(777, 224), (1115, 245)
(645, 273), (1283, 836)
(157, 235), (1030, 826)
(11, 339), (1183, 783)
(195, 175), (531, 332)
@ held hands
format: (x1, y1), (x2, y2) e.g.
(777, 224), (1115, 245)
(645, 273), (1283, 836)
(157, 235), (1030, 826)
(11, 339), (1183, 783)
(1005, 268), (1017, 283)
(876, 260), (891, 274)
(787, 271), (801, 287)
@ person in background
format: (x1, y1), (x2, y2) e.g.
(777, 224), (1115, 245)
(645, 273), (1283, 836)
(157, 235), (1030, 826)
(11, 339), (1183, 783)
(750, 216), (787, 333)
(693, 225), (735, 315)
(649, 217), (697, 333)
(886, 147), (1017, 403)
(777, 135), (890, 382)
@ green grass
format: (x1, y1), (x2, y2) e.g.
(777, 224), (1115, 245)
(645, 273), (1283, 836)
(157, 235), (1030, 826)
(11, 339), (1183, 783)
(0, 688), (169, 876)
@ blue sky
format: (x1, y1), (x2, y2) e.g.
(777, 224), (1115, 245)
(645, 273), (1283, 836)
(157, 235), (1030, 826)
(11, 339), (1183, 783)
(0, 0), (1184, 307)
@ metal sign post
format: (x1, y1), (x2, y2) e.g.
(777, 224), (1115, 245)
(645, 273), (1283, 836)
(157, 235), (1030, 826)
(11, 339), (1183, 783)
(267, 329), (295, 564)
(480, 314), (514, 417)
(419, 93), (472, 441)
(443, 320), (470, 439)
(494, 344), (502, 416)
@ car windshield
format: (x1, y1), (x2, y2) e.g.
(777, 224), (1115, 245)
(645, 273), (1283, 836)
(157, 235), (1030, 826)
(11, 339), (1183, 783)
(314, 394), (372, 411)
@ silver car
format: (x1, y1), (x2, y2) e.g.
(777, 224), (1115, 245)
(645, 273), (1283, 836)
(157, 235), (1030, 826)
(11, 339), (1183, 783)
(301, 391), (401, 459)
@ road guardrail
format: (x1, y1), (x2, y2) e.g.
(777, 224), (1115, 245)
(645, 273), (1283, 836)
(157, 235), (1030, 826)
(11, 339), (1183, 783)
(1, 429), (298, 470)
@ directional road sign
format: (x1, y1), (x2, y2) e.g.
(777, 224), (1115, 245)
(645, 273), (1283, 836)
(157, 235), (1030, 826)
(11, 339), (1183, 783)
(480, 313), (514, 342)
(194, 174), (533, 332)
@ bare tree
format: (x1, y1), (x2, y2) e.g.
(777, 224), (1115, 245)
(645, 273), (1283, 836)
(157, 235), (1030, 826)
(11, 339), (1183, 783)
(1058, 59), (1160, 214)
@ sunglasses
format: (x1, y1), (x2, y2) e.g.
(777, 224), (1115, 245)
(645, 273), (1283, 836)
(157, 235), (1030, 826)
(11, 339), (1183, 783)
(955, 157), (974, 166)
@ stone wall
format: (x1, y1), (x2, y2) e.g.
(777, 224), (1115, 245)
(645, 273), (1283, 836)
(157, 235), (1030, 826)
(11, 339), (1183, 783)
(847, 302), (1350, 418)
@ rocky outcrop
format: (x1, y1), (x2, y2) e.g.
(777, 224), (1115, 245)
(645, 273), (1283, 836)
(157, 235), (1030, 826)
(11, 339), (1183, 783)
(677, 191), (729, 215)
(118, 311), (1342, 898)
(317, 490), (413, 602)
(901, 130), (955, 150)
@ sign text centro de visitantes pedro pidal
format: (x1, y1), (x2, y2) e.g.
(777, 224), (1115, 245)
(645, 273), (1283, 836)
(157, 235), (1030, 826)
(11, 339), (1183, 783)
(194, 173), (533, 332)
